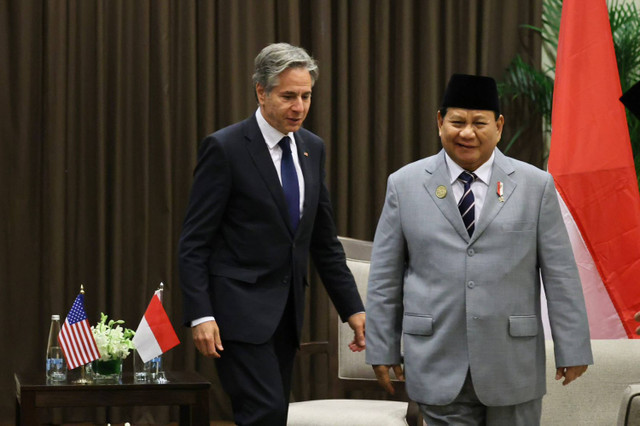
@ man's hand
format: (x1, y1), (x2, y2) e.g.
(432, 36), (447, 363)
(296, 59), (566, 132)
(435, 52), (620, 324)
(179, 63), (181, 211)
(192, 320), (224, 358)
(635, 311), (640, 335)
(373, 364), (405, 395)
(555, 365), (588, 386)
(347, 312), (366, 352)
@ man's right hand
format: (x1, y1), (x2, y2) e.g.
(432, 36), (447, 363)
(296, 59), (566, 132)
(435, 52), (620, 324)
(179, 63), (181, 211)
(373, 364), (405, 395)
(635, 311), (640, 335)
(192, 320), (224, 358)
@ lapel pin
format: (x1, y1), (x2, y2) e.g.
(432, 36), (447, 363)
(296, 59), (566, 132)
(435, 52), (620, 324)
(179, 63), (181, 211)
(497, 181), (504, 203)
(304, 152), (309, 157)
(436, 185), (447, 199)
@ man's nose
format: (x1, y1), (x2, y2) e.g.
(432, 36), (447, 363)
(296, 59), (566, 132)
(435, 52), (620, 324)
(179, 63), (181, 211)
(459, 124), (475, 138)
(291, 97), (304, 112)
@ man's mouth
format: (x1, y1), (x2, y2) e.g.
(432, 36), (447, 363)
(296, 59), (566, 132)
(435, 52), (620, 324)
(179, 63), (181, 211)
(456, 143), (476, 149)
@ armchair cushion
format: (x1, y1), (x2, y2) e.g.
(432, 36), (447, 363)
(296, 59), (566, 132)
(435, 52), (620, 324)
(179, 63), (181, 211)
(287, 399), (409, 425)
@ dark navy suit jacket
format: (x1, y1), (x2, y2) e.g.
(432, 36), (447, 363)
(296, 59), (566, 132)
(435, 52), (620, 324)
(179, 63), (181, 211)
(178, 114), (364, 344)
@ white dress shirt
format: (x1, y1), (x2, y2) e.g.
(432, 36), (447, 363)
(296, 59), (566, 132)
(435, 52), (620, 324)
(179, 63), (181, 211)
(444, 151), (495, 222)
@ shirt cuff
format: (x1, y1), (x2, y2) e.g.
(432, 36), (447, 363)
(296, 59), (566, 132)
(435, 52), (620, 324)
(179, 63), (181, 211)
(191, 316), (215, 327)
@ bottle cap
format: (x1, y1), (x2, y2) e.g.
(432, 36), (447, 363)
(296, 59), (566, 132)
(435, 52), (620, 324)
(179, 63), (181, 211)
(52, 314), (60, 320)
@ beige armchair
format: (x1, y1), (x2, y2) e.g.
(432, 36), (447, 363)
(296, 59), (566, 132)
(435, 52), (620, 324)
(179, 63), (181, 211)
(287, 236), (420, 426)
(542, 339), (640, 425)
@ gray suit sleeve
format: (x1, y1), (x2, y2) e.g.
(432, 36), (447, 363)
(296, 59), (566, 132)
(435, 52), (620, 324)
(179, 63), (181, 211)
(538, 174), (593, 367)
(365, 176), (406, 366)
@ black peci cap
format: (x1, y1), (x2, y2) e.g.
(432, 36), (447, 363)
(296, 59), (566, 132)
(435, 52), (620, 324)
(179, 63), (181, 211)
(441, 74), (501, 113)
(620, 80), (640, 120)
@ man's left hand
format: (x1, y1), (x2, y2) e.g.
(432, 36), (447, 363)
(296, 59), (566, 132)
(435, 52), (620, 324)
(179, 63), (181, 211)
(634, 311), (640, 335)
(347, 312), (366, 352)
(555, 365), (588, 385)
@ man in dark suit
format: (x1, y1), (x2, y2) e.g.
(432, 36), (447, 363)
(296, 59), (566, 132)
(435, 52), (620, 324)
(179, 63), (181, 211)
(178, 43), (366, 426)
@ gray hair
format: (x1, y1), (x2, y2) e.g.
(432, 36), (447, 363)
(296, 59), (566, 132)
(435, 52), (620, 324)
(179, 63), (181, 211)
(252, 43), (319, 96)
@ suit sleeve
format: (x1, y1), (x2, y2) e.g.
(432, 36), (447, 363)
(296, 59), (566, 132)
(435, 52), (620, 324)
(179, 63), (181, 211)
(309, 142), (365, 321)
(538, 174), (593, 367)
(178, 136), (231, 325)
(365, 175), (405, 366)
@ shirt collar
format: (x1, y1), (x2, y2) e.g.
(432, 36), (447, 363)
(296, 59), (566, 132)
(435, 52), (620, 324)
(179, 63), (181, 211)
(444, 150), (495, 185)
(255, 108), (295, 149)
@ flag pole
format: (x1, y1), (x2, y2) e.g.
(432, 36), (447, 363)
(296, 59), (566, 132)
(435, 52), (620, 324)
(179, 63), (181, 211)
(73, 284), (92, 384)
(154, 282), (167, 383)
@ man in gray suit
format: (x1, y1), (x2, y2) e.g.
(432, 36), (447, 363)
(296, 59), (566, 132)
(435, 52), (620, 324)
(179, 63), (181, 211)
(365, 74), (593, 425)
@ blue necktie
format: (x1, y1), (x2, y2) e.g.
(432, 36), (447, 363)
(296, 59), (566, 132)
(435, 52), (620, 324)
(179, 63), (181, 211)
(458, 171), (477, 237)
(279, 136), (300, 230)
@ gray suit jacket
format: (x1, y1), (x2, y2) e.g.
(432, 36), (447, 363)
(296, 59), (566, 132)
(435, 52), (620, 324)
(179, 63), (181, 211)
(365, 149), (593, 406)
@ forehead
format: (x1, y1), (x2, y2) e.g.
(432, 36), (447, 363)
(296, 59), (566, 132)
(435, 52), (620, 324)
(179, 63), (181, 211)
(273, 67), (313, 92)
(445, 108), (495, 120)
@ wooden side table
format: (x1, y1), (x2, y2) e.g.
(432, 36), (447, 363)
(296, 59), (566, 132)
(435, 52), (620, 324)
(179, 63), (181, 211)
(15, 371), (210, 425)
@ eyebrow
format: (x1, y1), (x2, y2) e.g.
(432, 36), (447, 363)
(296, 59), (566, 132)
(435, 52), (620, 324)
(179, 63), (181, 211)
(281, 90), (312, 96)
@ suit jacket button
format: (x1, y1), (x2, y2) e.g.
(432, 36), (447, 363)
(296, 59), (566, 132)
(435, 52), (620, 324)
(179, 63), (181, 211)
(467, 248), (475, 256)
(467, 281), (475, 288)
(282, 275), (290, 284)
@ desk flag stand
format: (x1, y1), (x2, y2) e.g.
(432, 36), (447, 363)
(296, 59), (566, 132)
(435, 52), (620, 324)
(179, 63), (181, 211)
(74, 285), (93, 384)
(152, 283), (167, 383)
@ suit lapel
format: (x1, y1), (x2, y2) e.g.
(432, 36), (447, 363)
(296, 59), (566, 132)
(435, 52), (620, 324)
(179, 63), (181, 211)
(243, 116), (293, 235)
(471, 150), (517, 243)
(424, 151), (471, 241)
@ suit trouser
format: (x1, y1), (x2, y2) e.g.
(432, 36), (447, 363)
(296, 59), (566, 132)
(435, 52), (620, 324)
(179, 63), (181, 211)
(215, 292), (298, 426)
(419, 371), (542, 426)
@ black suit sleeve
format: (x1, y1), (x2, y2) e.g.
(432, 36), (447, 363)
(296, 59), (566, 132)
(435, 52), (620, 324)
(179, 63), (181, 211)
(309, 143), (365, 321)
(178, 135), (231, 325)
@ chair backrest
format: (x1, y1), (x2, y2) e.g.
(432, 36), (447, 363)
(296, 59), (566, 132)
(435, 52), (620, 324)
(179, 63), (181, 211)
(337, 236), (377, 381)
(323, 236), (407, 399)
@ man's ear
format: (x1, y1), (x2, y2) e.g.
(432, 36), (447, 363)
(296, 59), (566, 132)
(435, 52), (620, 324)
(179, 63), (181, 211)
(256, 83), (266, 105)
(496, 114), (505, 137)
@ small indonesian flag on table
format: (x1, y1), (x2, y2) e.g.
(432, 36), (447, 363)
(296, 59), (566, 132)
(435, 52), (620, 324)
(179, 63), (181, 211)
(133, 292), (180, 363)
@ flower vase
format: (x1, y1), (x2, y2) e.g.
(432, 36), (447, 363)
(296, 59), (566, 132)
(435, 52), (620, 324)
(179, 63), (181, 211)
(91, 358), (123, 383)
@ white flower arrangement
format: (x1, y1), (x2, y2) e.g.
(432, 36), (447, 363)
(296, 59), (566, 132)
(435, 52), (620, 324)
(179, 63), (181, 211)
(91, 313), (136, 361)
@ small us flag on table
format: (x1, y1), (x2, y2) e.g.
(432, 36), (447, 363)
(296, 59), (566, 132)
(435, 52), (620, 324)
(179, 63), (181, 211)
(58, 293), (101, 369)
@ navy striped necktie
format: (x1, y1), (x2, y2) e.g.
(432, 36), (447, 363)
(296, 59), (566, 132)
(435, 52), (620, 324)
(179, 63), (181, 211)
(458, 171), (477, 237)
(278, 136), (300, 230)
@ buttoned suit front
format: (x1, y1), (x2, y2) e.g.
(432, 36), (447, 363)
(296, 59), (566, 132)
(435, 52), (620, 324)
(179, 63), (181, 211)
(365, 148), (593, 408)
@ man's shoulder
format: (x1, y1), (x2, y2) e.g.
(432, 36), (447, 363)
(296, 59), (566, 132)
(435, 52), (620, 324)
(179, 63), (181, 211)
(296, 126), (323, 144)
(390, 154), (439, 180)
(499, 153), (550, 181)
(210, 116), (254, 141)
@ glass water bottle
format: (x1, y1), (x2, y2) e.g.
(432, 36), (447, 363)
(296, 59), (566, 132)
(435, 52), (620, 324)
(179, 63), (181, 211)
(46, 314), (67, 383)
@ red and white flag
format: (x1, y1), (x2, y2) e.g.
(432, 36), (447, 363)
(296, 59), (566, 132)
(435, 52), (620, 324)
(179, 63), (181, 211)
(133, 290), (180, 362)
(58, 293), (101, 369)
(548, 0), (640, 338)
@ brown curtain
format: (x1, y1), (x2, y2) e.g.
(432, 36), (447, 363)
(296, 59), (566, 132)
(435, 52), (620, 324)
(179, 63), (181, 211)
(0, 0), (541, 423)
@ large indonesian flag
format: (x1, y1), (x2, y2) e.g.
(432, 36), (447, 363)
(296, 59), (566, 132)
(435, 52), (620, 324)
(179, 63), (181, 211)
(548, 0), (640, 338)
